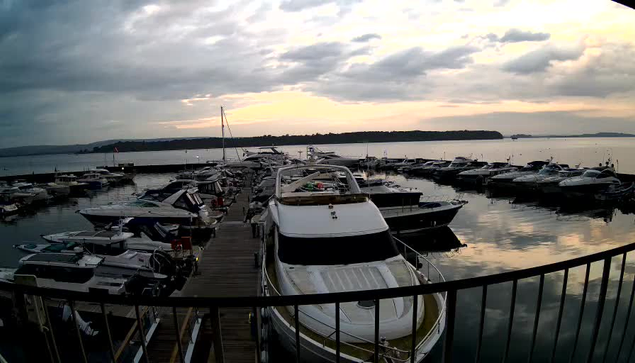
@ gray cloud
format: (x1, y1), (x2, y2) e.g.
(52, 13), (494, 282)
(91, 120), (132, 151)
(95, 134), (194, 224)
(309, 45), (480, 101)
(279, 0), (362, 12)
(487, 29), (550, 43)
(351, 33), (381, 42)
(502, 44), (584, 74)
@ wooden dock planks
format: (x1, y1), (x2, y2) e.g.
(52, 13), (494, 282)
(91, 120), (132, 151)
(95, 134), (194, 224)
(147, 184), (260, 363)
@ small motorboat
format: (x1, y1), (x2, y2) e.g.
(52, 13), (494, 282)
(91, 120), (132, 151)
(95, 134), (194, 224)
(535, 169), (586, 195)
(512, 163), (569, 190)
(78, 172), (109, 189)
(0, 202), (20, 217)
(456, 162), (516, 186)
(487, 160), (550, 188)
(559, 168), (621, 199)
(55, 174), (89, 195)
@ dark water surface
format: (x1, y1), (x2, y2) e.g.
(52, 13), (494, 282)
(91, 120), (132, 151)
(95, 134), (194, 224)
(2, 171), (635, 362)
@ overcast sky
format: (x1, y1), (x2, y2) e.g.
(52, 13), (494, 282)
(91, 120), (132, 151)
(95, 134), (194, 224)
(1, 0), (634, 147)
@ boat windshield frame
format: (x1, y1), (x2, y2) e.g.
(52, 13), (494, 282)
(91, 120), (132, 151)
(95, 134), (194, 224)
(275, 164), (362, 200)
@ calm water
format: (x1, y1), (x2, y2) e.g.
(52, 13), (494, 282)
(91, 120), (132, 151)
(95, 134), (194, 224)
(1, 137), (634, 176)
(2, 140), (635, 361)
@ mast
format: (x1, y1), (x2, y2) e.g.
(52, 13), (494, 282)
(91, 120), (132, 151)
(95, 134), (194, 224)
(221, 106), (226, 162)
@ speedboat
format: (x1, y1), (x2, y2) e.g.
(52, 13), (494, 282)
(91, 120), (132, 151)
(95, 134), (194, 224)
(243, 146), (288, 163)
(54, 174), (89, 195)
(38, 182), (71, 198)
(12, 244), (172, 282)
(0, 202), (19, 217)
(0, 253), (160, 296)
(78, 172), (109, 189)
(9, 182), (50, 204)
(79, 188), (218, 238)
(559, 168), (622, 199)
(512, 163), (570, 190)
(308, 146), (360, 168)
(536, 169), (586, 195)
(261, 164), (446, 362)
(456, 162), (516, 186)
(432, 157), (485, 182)
(362, 184), (465, 234)
(41, 228), (173, 252)
(160, 178), (224, 202)
(409, 160), (451, 177)
(93, 168), (126, 184)
(487, 160), (550, 188)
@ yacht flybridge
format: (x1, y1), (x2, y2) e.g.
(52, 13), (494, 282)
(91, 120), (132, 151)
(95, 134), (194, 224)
(261, 164), (446, 362)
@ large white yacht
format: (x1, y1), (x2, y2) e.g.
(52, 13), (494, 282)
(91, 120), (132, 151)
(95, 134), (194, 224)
(261, 164), (445, 362)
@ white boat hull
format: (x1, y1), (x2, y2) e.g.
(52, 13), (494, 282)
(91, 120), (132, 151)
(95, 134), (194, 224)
(267, 290), (445, 363)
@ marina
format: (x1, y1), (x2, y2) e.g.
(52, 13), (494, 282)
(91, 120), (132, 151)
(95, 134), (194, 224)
(1, 140), (635, 362)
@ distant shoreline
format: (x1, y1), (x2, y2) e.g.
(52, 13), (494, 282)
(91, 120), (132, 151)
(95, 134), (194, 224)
(3, 131), (635, 158)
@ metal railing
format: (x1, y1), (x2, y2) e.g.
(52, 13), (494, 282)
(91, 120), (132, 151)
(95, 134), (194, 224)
(4, 240), (635, 362)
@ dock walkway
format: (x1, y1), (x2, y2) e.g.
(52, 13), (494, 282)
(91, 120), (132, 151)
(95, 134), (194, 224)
(147, 184), (260, 363)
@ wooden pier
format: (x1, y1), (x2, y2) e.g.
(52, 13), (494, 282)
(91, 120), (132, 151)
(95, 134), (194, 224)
(146, 183), (260, 363)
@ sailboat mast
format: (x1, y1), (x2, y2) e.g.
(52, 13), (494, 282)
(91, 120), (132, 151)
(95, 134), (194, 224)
(221, 106), (226, 162)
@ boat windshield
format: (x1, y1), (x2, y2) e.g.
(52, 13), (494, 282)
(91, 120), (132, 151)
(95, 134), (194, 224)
(277, 230), (399, 265)
(582, 170), (601, 178)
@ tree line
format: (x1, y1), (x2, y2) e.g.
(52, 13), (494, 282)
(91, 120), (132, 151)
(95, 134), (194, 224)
(90, 130), (503, 153)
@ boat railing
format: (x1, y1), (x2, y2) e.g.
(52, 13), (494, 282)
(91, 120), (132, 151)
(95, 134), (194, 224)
(394, 236), (448, 351)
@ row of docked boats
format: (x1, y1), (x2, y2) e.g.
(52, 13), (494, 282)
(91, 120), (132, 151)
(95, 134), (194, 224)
(0, 163), (249, 298)
(0, 169), (135, 219)
(392, 156), (631, 202)
(1, 218), (200, 296)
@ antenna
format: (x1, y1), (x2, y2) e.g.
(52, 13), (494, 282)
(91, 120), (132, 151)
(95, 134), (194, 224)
(221, 106), (226, 163)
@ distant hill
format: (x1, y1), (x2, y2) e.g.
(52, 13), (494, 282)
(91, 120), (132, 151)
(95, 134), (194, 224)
(0, 140), (121, 157)
(0, 137), (208, 157)
(90, 130), (504, 154)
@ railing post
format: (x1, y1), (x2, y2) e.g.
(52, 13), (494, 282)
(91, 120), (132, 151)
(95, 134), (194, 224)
(173, 307), (185, 363)
(585, 258), (612, 363)
(615, 273), (635, 360)
(100, 303), (117, 363)
(601, 253), (627, 363)
(528, 274), (545, 363)
(502, 279), (518, 363)
(134, 305), (150, 363)
(410, 294), (418, 363)
(374, 298), (380, 363)
(210, 306), (225, 363)
(69, 301), (88, 363)
(335, 301), (341, 363)
(443, 289), (457, 363)
(42, 297), (61, 363)
(569, 263), (591, 363)
(475, 285), (487, 363)
(294, 304), (301, 362)
(549, 268), (569, 363)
